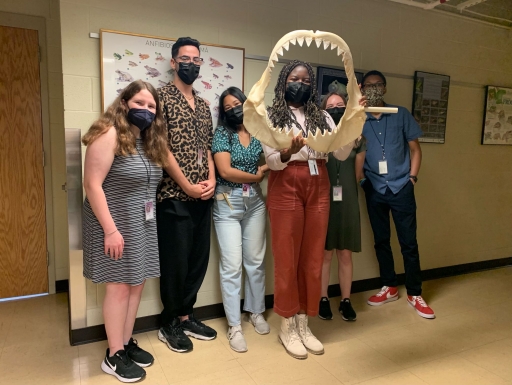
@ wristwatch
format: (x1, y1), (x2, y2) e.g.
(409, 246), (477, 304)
(410, 175), (418, 183)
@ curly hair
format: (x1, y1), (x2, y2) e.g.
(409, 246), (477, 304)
(82, 80), (169, 167)
(268, 60), (330, 137)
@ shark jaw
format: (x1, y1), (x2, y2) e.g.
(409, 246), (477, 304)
(243, 30), (367, 154)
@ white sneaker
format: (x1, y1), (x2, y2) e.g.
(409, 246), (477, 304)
(278, 316), (307, 359)
(227, 325), (247, 353)
(249, 313), (270, 335)
(295, 314), (324, 355)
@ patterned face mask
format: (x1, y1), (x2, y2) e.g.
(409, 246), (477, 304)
(363, 87), (385, 107)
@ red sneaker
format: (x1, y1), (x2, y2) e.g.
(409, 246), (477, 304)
(367, 286), (399, 306)
(407, 295), (435, 319)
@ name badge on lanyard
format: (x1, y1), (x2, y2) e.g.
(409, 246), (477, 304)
(144, 199), (155, 221)
(197, 147), (203, 166)
(308, 160), (319, 176)
(378, 160), (388, 175)
(242, 183), (250, 197)
(333, 186), (342, 201)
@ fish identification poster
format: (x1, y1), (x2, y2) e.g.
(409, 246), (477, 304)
(100, 29), (245, 122)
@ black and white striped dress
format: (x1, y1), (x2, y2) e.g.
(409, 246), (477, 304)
(83, 138), (162, 285)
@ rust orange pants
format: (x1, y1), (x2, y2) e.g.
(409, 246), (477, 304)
(267, 160), (330, 317)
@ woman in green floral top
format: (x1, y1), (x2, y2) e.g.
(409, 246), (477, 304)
(212, 87), (270, 353)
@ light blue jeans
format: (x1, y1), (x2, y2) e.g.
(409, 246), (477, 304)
(213, 184), (267, 326)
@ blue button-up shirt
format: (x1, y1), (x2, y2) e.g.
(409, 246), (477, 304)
(363, 104), (422, 195)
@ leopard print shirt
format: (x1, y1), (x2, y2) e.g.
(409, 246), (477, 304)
(157, 83), (213, 202)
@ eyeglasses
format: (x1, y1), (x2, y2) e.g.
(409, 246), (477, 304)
(175, 56), (204, 66)
(363, 82), (385, 90)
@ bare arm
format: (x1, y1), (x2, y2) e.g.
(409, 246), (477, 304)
(199, 150), (216, 200)
(408, 139), (422, 183)
(83, 127), (125, 259)
(214, 152), (263, 183)
(355, 150), (366, 182)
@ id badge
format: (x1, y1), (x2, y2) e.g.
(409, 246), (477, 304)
(242, 183), (250, 197)
(333, 186), (342, 201)
(378, 160), (388, 175)
(308, 160), (319, 176)
(144, 199), (154, 221)
(197, 148), (203, 165)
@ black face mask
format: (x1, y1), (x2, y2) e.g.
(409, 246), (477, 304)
(285, 82), (311, 104)
(127, 108), (155, 131)
(326, 107), (346, 125)
(225, 105), (244, 127)
(176, 62), (200, 85)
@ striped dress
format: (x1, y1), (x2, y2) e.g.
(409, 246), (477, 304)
(83, 138), (162, 285)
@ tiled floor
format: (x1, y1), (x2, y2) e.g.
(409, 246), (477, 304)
(1, 267), (512, 385)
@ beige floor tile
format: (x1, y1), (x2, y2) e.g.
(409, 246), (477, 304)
(312, 338), (402, 385)
(408, 355), (509, 385)
(0, 359), (81, 385)
(357, 369), (429, 385)
(458, 338), (512, 382)
(358, 322), (454, 368)
(169, 366), (256, 385)
(241, 349), (342, 385)
(78, 339), (109, 365)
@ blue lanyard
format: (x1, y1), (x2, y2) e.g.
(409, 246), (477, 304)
(369, 117), (387, 160)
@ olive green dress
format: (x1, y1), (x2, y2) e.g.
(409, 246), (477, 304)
(325, 142), (366, 252)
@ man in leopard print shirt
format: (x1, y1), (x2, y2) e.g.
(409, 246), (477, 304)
(156, 37), (217, 353)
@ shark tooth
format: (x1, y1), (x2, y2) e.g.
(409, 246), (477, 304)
(315, 38), (323, 48)
(282, 41), (290, 51)
(297, 36), (304, 46)
(271, 53), (279, 62)
(305, 36), (313, 47)
(331, 43), (337, 50)
(276, 47), (284, 56)
(289, 38), (296, 45)
(337, 46), (343, 56)
(323, 40), (331, 50)
(269, 60), (275, 68)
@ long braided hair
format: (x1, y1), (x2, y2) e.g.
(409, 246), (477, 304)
(268, 60), (330, 137)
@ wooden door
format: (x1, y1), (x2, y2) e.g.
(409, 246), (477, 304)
(0, 25), (48, 299)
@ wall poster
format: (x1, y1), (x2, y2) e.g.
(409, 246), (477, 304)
(100, 29), (245, 121)
(316, 66), (363, 104)
(482, 86), (512, 145)
(412, 71), (450, 144)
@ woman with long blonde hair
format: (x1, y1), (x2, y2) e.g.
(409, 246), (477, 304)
(82, 80), (168, 383)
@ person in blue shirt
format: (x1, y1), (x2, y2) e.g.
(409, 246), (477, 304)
(212, 86), (270, 353)
(357, 70), (435, 319)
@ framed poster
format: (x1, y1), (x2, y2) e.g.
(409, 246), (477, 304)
(412, 71), (450, 144)
(482, 86), (512, 145)
(316, 66), (363, 104)
(100, 29), (245, 121)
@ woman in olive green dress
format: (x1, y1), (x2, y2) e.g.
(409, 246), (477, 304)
(319, 92), (366, 322)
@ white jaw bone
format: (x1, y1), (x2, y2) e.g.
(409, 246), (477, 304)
(243, 30), (367, 153)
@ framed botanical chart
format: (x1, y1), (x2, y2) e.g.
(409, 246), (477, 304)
(412, 71), (450, 144)
(100, 29), (245, 121)
(482, 85), (512, 145)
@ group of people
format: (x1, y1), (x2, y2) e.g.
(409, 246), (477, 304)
(82, 36), (435, 383)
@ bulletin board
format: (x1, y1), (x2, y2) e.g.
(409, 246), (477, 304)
(100, 29), (245, 121)
(481, 85), (512, 145)
(411, 71), (450, 144)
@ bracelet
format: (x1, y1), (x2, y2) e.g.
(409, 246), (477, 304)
(359, 178), (366, 186)
(105, 229), (118, 236)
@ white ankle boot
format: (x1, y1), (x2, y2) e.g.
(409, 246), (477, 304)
(295, 314), (324, 355)
(278, 316), (307, 359)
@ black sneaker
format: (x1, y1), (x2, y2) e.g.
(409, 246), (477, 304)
(318, 297), (333, 320)
(124, 337), (154, 367)
(181, 315), (217, 340)
(339, 298), (357, 321)
(100, 348), (146, 383)
(158, 318), (193, 353)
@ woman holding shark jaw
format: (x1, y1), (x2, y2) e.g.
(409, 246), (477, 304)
(262, 59), (367, 359)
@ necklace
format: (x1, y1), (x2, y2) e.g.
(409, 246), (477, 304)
(184, 93), (194, 101)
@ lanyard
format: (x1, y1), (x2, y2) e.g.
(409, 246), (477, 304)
(369, 117), (388, 160)
(136, 144), (151, 197)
